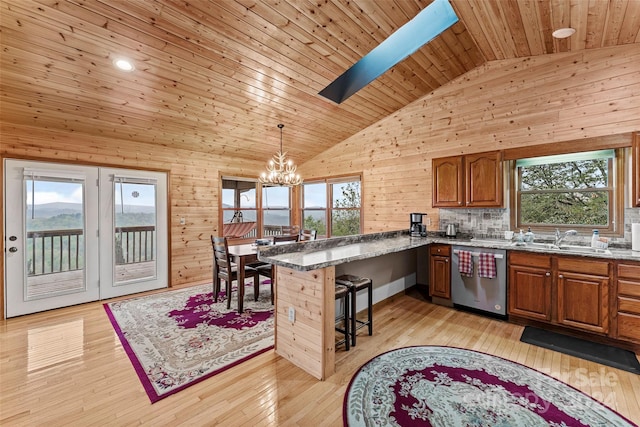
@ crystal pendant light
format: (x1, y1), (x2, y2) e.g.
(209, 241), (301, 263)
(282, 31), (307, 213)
(259, 124), (302, 186)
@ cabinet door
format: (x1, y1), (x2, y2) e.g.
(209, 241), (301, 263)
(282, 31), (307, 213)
(632, 132), (639, 207)
(432, 156), (464, 207)
(557, 271), (609, 334)
(508, 264), (552, 321)
(429, 245), (451, 299)
(466, 151), (503, 207)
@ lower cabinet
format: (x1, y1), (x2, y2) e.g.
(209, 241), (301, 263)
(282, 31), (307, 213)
(616, 262), (640, 343)
(508, 252), (552, 321)
(556, 257), (610, 334)
(509, 252), (611, 335)
(429, 244), (451, 299)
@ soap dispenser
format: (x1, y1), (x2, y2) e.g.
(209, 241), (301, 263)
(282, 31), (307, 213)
(524, 227), (535, 243)
(591, 229), (599, 248)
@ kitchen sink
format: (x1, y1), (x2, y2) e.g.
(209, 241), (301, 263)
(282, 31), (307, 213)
(556, 245), (612, 255)
(511, 241), (612, 255)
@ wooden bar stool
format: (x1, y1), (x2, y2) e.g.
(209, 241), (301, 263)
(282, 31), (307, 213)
(336, 274), (373, 347)
(335, 283), (351, 351)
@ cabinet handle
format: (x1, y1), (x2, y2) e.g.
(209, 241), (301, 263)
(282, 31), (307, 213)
(558, 274), (564, 279)
(445, 259), (449, 263)
(545, 272), (550, 276)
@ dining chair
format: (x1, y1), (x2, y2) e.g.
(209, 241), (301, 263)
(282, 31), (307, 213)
(281, 225), (300, 236)
(211, 236), (259, 309)
(255, 233), (300, 303)
(299, 229), (317, 241)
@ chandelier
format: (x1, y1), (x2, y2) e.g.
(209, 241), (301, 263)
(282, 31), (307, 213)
(259, 124), (302, 186)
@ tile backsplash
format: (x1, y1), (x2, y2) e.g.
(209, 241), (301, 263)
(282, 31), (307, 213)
(438, 207), (639, 248)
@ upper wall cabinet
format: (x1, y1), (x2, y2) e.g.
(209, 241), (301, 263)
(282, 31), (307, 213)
(433, 151), (503, 208)
(633, 133), (639, 207)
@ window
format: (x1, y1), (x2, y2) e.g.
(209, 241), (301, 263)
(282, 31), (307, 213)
(302, 176), (361, 237)
(221, 177), (293, 238)
(513, 150), (622, 234)
(262, 186), (291, 236)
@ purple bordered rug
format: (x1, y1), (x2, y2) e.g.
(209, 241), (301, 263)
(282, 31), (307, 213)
(344, 346), (638, 427)
(104, 282), (274, 403)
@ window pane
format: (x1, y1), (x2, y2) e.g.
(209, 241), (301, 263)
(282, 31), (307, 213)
(303, 209), (326, 236)
(520, 159), (608, 191)
(332, 181), (361, 208)
(331, 209), (360, 236)
(304, 183), (327, 208)
(263, 211), (290, 233)
(263, 186), (290, 209)
(222, 179), (256, 208)
(521, 191), (609, 226)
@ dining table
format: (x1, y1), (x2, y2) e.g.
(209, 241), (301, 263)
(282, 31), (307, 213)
(226, 243), (260, 313)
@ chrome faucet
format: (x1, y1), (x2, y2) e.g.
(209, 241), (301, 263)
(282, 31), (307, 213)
(554, 229), (578, 247)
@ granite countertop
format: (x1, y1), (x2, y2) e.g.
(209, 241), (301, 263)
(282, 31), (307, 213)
(257, 230), (640, 271)
(257, 230), (428, 271)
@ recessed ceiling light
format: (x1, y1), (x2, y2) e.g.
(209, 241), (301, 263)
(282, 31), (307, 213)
(552, 27), (576, 39)
(113, 58), (135, 72)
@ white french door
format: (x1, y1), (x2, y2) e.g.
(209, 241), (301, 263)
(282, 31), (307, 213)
(98, 168), (168, 299)
(4, 159), (168, 317)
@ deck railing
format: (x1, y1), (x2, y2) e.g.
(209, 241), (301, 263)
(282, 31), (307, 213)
(27, 226), (156, 276)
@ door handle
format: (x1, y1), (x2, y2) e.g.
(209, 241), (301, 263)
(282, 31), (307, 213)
(9, 247), (18, 253)
(9, 235), (17, 241)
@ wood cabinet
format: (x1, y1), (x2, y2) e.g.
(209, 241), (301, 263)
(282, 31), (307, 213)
(616, 262), (640, 343)
(508, 252), (552, 321)
(556, 257), (610, 334)
(429, 244), (451, 299)
(432, 156), (464, 207)
(633, 132), (640, 207)
(508, 252), (611, 335)
(432, 151), (503, 208)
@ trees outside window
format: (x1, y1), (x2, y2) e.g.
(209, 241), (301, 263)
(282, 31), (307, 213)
(303, 177), (361, 237)
(514, 150), (621, 234)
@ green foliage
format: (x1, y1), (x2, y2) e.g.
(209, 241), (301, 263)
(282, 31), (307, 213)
(303, 215), (326, 235)
(520, 159), (610, 226)
(331, 182), (361, 236)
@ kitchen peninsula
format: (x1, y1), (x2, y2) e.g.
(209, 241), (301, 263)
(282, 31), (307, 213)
(258, 230), (427, 379)
(258, 230), (640, 380)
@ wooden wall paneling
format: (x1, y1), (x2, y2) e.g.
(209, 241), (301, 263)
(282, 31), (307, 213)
(300, 45), (640, 233)
(274, 266), (334, 380)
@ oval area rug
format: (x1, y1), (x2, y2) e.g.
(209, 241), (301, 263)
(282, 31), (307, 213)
(343, 346), (637, 426)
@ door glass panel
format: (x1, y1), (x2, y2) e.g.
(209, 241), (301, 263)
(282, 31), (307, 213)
(25, 178), (85, 299)
(114, 181), (157, 285)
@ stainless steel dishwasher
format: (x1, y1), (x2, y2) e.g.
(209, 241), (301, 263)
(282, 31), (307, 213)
(451, 245), (507, 317)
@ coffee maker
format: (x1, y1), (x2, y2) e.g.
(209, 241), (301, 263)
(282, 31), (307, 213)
(410, 213), (427, 237)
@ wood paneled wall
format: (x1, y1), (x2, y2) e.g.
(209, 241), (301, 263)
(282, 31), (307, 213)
(1, 45), (639, 310)
(0, 124), (265, 295)
(301, 45), (640, 233)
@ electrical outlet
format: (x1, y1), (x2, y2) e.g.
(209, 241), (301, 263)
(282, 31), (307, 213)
(288, 307), (295, 322)
(180, 217), (186, 225)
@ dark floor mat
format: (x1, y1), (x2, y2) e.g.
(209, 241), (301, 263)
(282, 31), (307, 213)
(520, 326), (640, 374)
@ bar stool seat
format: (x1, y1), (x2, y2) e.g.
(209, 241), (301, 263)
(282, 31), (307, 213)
(335, 284), (351, 351)
(335, 274), (373, 347)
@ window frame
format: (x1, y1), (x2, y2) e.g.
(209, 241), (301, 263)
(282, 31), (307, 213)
(219, 175), (294, 240)
(510, 149), (624, 236)
(301, 174), (362, 238)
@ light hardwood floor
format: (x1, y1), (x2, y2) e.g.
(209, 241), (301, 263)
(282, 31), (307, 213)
(1, 285), (639, 426)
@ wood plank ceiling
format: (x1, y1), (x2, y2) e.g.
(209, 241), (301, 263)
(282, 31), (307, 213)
(1, 0), (639, 164)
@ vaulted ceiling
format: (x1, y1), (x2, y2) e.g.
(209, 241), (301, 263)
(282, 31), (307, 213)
(1, 0), (639, 164)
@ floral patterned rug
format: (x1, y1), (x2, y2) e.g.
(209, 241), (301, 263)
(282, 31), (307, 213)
(104, 282), (274, 403)
(344, 346), (638, 427)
